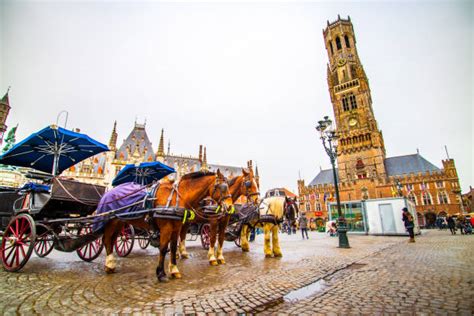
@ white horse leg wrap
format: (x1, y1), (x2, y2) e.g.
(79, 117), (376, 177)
(106, 254), (116, 270)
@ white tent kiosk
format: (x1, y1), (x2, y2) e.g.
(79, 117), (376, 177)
(327, 197), (420, 236)
(363, 197), (420, 236)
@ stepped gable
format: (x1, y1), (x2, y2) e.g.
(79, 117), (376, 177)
(115, 122), (155, 162)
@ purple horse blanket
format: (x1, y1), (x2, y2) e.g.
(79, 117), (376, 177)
(93, 182), (147, 232)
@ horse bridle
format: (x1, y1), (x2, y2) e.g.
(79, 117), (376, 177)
(210, 177), (232, 212)
(242, 176), (260, 204)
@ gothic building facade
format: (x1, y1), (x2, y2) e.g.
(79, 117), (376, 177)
(63, 121), (255, 187)
(298, 16), (463, 228)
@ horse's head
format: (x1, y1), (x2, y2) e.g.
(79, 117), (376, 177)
(284, 196), (299, 220)
(239, 167), (260, 205)
(209, 169), (233, 213)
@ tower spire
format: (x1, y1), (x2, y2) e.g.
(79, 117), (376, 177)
(167, 140), (171, 155)
(157, 129), (165, 157)
(108, 121), (118, 151)
(0, 87), (12, 146)
(201, 146), (208, 170)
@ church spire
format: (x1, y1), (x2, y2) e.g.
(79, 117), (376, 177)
(167, 140), (170, 155)
(255, 164), (260, 188)
(108, 121), (118, 151)
(0, 87), (12, 146)
(157, 128), (165, 157)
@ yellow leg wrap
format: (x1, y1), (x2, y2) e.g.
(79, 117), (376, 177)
(241, 225), (250, 252)
(168, 263), (182, 279)
(263, 223), (273, 257)
(105, 254), (116, 273)
(272, 224), (282, 257)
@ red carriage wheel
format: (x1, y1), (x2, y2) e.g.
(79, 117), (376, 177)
(114, 224), (135, 257)
(200, 223), (211, 250)
(76, 226), (104, 262)
(34, 232), (54, 257)
(137, 230), (150, 249)
(1, 213), (36, 272)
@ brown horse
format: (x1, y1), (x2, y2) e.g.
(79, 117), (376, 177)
(100, 169), (232, 282)
(178, 168), (259, 265)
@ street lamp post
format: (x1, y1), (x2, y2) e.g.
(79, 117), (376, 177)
(316, 116), (350, 248)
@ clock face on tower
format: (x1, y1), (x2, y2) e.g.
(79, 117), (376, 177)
(348, 117), (358, 127)
(337, 58), (347, 67)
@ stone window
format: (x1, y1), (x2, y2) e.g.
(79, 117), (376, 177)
(436, 181), (444, 188)
(422, 193), (432, 205)
(438, 192), (449, 204)
(344, 35), (351, 48)
(406, 184), (414, 192)
(330, 41), (334, 55)
(316, 202), (322, 211)
(349, 94), (357, 109)
(342, 97), (350, 111)
(336, 36), (342, 50)
(306, 203), (311, 212)
(408, 193), (417, 205)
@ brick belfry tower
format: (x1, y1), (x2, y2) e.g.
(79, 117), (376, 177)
(323, 16), (386, 183)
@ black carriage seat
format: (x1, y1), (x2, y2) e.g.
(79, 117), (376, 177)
(28, 178), (106, 218)
(0, 187), (23, 230)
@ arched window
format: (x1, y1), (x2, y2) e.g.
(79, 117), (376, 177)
(438, 192), (449, 204)
(349, 95), (358, 109)
(336, 37), (342, 50)
(408, 193), (417, 205)
(344, 35), (351, 48)
(422, 192), (432, 205)
(342, 96), (350, 111)
(330, 42), (334, 55)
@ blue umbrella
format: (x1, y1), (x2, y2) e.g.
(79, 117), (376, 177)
(112, 161), (175, 187)
(0, 125), (109, 175)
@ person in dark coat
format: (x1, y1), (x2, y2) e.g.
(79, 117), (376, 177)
(402, 207), (415, 243)
(447, 216), (456, 235)
(298, 212), (309, 239)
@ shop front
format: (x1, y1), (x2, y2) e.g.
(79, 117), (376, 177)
(328, 201), (366, 233)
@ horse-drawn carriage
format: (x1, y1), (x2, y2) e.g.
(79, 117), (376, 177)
(0, 177), (109, 271)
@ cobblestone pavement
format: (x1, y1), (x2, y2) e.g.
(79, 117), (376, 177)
(267, 230), (474, 315)
(0, 230), (472, 314)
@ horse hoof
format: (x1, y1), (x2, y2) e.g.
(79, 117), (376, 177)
(265, 254), (273, 258)
(105, 267), (115, 274)
(273, 253), (283, 258)
(241, 247), (250, 252)
(209, 260), (218, 266)
(181, 253), (189, 259)
(158, 275), (169, 283)
(171, 273), (182, 279)
(217, 259), (226, 265)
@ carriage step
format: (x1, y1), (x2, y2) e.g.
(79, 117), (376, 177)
(53, 232), (102, 252)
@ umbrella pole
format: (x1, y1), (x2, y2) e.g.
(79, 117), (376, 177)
(52, 152), (59, 176)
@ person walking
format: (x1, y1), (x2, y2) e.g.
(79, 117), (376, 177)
(299, 212), (309, 239)
(402, 207), (415, 243)
(447, 216), (456, 235)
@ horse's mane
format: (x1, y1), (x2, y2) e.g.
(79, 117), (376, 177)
(228, 176), (239, 187)
(181, 170), (215, 180)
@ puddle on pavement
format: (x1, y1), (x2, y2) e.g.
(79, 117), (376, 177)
(283, 278), (330, 302)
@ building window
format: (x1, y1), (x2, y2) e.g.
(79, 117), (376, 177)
(438, 192), (449, 204)
(436, 181), (444, 188)
(357, 173), (367, 179)
(344, 35), (351, 48)
(422, 193), (432, 205)
(330, 41), (334, 55)
(349, 94), (357, 109)
(342, 97), (350, 111)
(306, 203), (311, 212)
(316, 202), (321, 211)
(420, 183), (429, 190)
(406, 184), (414, 192)
(408, 193), (417, 205)
(336, 36), (342, 50)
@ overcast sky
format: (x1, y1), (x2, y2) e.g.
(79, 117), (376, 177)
(0, 1), (472, 194)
